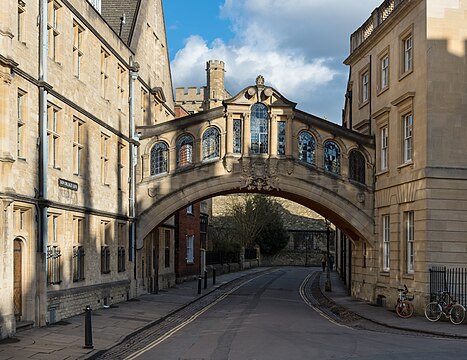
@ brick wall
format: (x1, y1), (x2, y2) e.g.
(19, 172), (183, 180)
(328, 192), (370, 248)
(175, 203), (201, 279)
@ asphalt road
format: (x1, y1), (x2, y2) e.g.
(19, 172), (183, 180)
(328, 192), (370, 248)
(119, 268), (467, 360)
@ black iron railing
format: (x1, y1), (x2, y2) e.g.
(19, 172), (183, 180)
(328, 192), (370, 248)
(206, 251), (240, 265)
(429, 266), (467, 307)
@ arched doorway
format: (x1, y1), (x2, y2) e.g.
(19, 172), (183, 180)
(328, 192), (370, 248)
(13, 239), (22, 321)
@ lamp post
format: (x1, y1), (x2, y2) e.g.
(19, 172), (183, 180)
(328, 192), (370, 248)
(325, 219), (332, 292)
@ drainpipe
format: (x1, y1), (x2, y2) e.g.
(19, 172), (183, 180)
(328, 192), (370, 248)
(368, 55), (372, 135)
(38, 0), (49, 326)
(128, 59), (139, 280)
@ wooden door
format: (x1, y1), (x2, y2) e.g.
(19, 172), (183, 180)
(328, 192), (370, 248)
(13, 240), (22, 321)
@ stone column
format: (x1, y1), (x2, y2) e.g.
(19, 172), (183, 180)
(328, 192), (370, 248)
(225, 112), (233, 156)
(169, 144), (177, 172)
(285, 114), (294, 157)
(270, 114), (278, 156)
(242, 113), (250, 155)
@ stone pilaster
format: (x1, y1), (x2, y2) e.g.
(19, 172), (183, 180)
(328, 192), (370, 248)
(242, 113), (250, 155)
(270, 114), (278, 156)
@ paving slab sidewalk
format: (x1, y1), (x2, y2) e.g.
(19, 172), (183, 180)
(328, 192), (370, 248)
(321, 271), (467, 339)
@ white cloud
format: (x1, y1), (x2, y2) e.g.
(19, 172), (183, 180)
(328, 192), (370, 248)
(171, 0), (382, 122)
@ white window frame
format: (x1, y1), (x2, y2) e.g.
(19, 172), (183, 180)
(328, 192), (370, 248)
(73, 118), (84, 175)
(382, 215), (390, 271)
(381, 55), (389, 89)
(404, 35), (413, 73)
(361, 71), (369, 103)
(403, 113), (413, 163)
(186, 235), (194, 264)
(186, 204), (193, 215)
(47, 105), (60, 169)
(381, 126), (388, 171)
(406, 211), (414, 274)
(73, 21), (84, 79)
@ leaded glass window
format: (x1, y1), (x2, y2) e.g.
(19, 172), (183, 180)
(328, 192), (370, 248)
(176, 135), (193, 168)
(250, 103), (268, 154)
(349, 150), (365, 184)
(324, 141), (341, 174)
(298, 131), (315, 165)
(277, 121), (286, 155)
(150, 142), (168, 175)
(233, 119), (242, 154)
(202, 127), (220, 161)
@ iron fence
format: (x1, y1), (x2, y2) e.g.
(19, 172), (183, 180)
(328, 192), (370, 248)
(429, 266), (467, 307)
(206, 251), (239, 265)
(244, 248), (257, 260)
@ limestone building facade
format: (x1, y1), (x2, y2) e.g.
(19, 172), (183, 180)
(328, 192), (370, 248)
(342, 0), (467, 309)
(0, 0), (174, 338)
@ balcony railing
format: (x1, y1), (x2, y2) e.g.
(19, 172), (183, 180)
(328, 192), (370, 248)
(350, 0), (405, 53)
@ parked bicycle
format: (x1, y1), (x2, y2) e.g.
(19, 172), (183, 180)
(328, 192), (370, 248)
(395, 284), (414, 318)
(424, 290), (466, 325)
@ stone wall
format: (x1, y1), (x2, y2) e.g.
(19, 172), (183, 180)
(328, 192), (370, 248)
(47, 281), (130, 323)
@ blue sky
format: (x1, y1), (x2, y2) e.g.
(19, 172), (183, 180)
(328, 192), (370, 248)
(162, 1), (382, 123)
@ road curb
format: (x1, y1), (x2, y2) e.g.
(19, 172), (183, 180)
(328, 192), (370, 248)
(317, 273), (467, 340)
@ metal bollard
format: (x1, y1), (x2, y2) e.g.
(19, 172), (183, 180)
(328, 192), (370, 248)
(83, 305), (94, 349)
(198, 276), (202, 295)
(204, 270), (208, 289)
(213, 268), (216, 285)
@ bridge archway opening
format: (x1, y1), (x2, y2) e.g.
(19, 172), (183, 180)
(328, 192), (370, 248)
(137, 184), (371, 250)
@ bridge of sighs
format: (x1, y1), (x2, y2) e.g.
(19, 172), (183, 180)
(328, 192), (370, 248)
(135, 76), (376, 248)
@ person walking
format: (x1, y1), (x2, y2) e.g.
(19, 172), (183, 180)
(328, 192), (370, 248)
(329, 254), (335, 272)
(320, 252), (327, 272)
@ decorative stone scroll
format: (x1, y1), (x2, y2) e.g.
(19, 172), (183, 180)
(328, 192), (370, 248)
(240, 158), (280, 191)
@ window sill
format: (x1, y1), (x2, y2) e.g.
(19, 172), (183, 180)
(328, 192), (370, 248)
(402, 273), (414, 280)
(376, 169), (389, 177)
(377, 86), (389, 97)
(399, 69), (413, 82)
(202, 157), (220, 164)
(397, 161), (413, 173)
(380, 271), (390, 276)
(149, 172), (168, 179)
(349, 179), (367, 188)
(358, 99), (369, 109)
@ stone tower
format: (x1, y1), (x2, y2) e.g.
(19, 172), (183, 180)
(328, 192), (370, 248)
(174, 60), (231, 114)
(206, 60), (226, 109)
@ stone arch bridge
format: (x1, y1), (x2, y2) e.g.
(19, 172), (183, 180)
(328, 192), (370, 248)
(136, 77), (376, 248)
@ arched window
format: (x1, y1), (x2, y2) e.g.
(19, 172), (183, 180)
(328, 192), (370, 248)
(298, 131), (316, 165)
(349, 150), (365, 184)
(176, 135), (194, 168)
(150, 142), (168, 176)
(202, 127), (220, 161)
(250, 103), (268, 154)
(324, 141), (341, 174)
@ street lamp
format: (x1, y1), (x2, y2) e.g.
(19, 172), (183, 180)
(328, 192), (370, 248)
(325, 219), (332, 292)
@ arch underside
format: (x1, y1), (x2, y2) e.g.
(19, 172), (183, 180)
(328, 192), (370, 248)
(137, 160), (375, 248)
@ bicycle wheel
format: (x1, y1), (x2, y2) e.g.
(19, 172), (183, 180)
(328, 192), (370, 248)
(425, 302), (442, 321)
(449, 304), (466, 325)
(396, 301), (414, 318)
